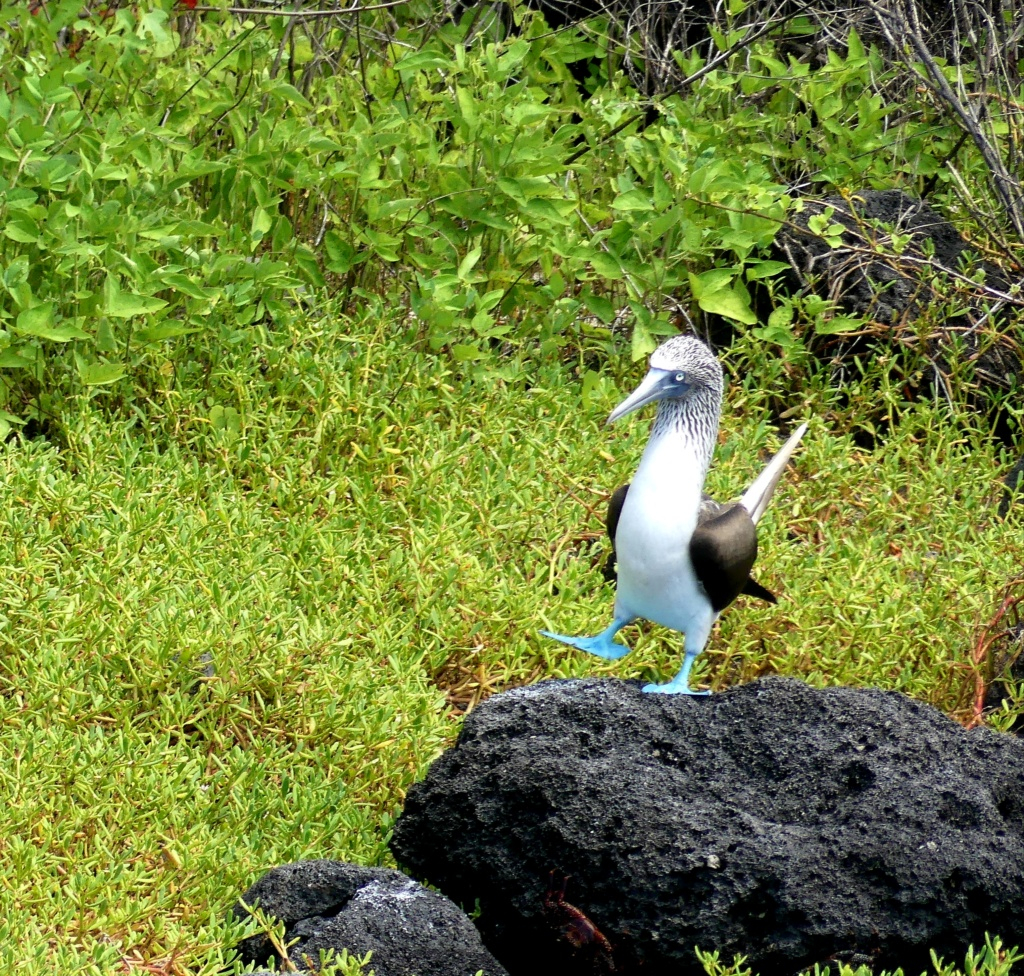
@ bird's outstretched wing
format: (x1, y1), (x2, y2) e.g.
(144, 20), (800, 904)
(602, 483), (630, 582)
(692, 501), (776, 612)
(739, 422), (808, 525)
(604, 488), (775, 605)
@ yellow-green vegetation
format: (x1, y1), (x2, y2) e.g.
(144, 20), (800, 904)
(0, 0), (1022, 974)
(1, 314), (1021, 973)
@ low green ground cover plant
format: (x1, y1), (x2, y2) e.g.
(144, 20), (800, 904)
(0, 311), (1021, 973)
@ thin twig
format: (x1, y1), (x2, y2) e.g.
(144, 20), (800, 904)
(564, 12), (786, 166)
(189, 0), (409, 13)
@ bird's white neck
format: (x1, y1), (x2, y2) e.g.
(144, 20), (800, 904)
(640, 394), (720, 489)
(619, 394), (720, 547)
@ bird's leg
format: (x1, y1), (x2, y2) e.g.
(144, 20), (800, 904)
(643, 612), (715, 695)
(540, 616), (633, 660)
(642, 650), (709, 695)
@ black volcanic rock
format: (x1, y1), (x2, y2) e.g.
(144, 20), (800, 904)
(232, 860), (508, 976)
(774, 190), (1010, 326)
(390, 677), (1024, 976)
(767, 189), (1021, 443)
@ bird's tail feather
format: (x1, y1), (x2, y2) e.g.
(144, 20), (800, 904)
(739, 422), (808, 525)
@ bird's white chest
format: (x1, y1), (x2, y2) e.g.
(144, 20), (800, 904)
(613, 433), (708, 630)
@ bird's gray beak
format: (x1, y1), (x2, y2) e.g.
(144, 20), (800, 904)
(607, 368), (683, 425)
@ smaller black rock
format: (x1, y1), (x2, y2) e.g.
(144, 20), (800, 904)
(232, 859), (508, 976)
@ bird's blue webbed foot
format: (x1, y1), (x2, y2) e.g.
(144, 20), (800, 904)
(642, 679), (711, 695)
(642, 652), (709, 695)
(541, 617), (632, 661)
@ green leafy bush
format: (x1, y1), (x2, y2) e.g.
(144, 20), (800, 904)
(0, 0), (1010, 437)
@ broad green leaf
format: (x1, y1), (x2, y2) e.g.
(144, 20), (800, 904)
(97, 319), (117, 352)
(308, 135), (343, 152)
(0, 346), (36, 368)
(451, 343), (484, 362)
(138, 226), (183, 242)
(611, 190), (654, 212)
(78, 361), (125, 385)
(649, 209), (683, 239)
(507, 102), (551, 126)
(266, 82), (312, 109)
(105, 276), (168, 318)
(456, 87), (477, 128)
(752, 322), (801, 352)
(848, 27), (865, 59)
(357, 160), (382, 189)
(4, 219), (38, 244)
(395, 51), (450, 72)
(7, 282), (32, 310)
(210, 405), (242, 436)
(94, 163), (129, 181)
(497, 178), (535, 203)
(156, 273), (212, 301)
(251, 209), (273, 237)
(107, 292), (168, 317)
(478, 290), (504, 313)
(591, 253), (624, 280)
(747, 260), (792, 280)
(467, 211), (514, 232)
(324, 231), (357, 275)
(22, 323), (89, 342)
(697, 285), (758, 324)
(292, 246), (325, 289)
(522, 199), (571, 225)
(815, 315), (863, 335)
(138, 9), (171, 44)
(15, 304), (53, 336)
(458, 247), (482, 281)
(134, 323), (199, 344)
(690, 269), (736, 297)
(582, 292), (615, 324)
(5, 188), (38, 211)
(807, 210), (837, 235)
(768, 304), (794, 329)
(63, 63), (90, 85)
(3, 256), (29, 289)
(361, 228), (400, 262)
(653, 170), (673, 210)
(631, 321), (656, 360)
(371, 198), (420, 220)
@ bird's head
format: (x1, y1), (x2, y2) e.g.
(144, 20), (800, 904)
(607, 335), (723, 424)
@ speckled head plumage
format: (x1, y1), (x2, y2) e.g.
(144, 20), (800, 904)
(649, 335), (724, 402)
(606, 334), (723, 431)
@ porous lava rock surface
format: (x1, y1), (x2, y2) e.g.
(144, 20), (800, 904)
(232, 859), (508, 976)
(391, 677), (1024, 976)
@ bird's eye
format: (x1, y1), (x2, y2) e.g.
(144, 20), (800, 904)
(674, 372), (685, 383)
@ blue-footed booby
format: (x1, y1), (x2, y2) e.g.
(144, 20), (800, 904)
(542, 335), (807, 695)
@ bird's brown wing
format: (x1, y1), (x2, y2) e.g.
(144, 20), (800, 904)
(602, 484), (630, 583)
(691, 501), (776, 612)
